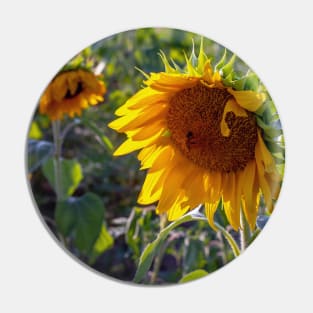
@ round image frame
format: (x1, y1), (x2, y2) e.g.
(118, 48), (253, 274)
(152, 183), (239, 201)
(25, 27), (285, 286)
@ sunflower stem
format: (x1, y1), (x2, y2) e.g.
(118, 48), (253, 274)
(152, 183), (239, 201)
(150, 213), (167, 283)
(240, 209), (251, 251)
(52, 120), (67, 246)
(52, 120), (64, 201)
(214, 222), (241, 257)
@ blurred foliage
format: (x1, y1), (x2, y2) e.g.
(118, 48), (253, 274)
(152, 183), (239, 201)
(27, 28), (270, 284)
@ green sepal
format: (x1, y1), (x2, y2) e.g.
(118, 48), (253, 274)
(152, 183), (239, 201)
(158, 50), (176, 73)
(222, 72), (235, 86)
(256, 117), (283, 139)
(232, 72), (259, 92)
(220, 54), (236, 77)
(197, 37), (208, 73)
(273, 155), (285, 164)
(171, 58), (183, 72)
(183, 50), (198, 76)
(265, 140), (285, 155)
(243, 73), (259, 91)
(189, 39), (198, 68)
(215, 49), (227, 71)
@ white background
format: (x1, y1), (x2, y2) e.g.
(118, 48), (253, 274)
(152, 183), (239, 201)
(1, 0), (313, 312)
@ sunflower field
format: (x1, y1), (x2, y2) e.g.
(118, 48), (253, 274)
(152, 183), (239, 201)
(27, 28), (285, 285)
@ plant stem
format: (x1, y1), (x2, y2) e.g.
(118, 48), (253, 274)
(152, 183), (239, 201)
(150, 213), (167, 284)
(52, 120), (63, 201)
(214, 222), (241, 257)
(240, 209), (251, 252)
(52, 120), (67, 246)
(133, 207), (241, 283)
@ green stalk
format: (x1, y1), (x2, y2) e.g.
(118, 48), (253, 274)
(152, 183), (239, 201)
(239, 209), (251, 251)
(52, 120), (67, 245)
(133, 207), (241, 283)
(214, 222), (241, 257)
(150, 213), (168, 283)
(52, 120), (63, 201)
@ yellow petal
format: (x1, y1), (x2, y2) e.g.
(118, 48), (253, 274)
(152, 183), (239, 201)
(255, 130), (276, 173)
(167, 196), (190, 221)
(138, 168), (167, 204)
(220, 99), (248, 136)
(131, 120), (166, 141)
(137, 144), (157, 164)
(145, 73), (199, 92)
(204, 201), (220, 231)
(113, 128), (164, 156)
(202, 60), (223, 86)
(115, 88), (169, 116)
(183, 168), (206, 209)
(156, 172), (184, 214)
(141, 149), (185, 210)
(139, 144), (173, 170)
(222, 172), (240, 230)
(227, 88), (265, 112)
(51, 75), (68, 101)
(207, 171), (222, 202)
(241, 161), (256, 212)
(151, 145), (175, 172)
(109, 102), (167, 132)
(241, 161), (260, 230)
(265, 171), (281, 201)
(68, 78), (79, 96)
(255, 150), (273, 212)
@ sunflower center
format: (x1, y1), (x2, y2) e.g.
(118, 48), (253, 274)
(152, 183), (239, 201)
(167, 84), (258, 172)
(64, 81), (84, 99)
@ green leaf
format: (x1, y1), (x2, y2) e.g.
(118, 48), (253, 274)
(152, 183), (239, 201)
(55, 192), (105, 253)
(133, 207), (241, 283)
(183, 239), (206, 274)
(89, 224), (114, 264)
(179, 269), (208, 284)
(28, 121), (43, 139)
(133, 208), (207, 283)
(55, 198), (76, 236)
(42, 158), (83, 198)
(133, 239), (164, 283)
(125, 207), (141, 257)
(27, 140), (54, 172)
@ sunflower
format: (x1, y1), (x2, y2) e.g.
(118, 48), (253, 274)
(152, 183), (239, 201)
(109, 42), (283, 231)
(39, 69), (106, 120)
